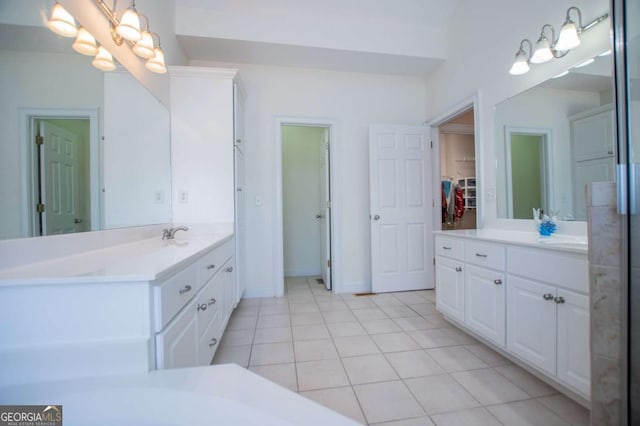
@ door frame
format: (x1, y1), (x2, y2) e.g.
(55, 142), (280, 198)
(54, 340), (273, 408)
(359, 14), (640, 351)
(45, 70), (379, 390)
(504, 127), (553, 219)
(19, 108), (100, 237)
(426, 93), (482, 230)
(274, 117), (342, 297)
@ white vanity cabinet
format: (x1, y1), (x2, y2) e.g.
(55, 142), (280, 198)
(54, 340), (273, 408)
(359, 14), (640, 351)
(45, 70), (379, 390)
(434, 231), (590, 401)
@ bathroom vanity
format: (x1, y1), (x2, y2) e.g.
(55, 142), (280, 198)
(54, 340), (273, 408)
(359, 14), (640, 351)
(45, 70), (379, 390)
(434, 229), (590, 403)
(0, 228), (237, 387)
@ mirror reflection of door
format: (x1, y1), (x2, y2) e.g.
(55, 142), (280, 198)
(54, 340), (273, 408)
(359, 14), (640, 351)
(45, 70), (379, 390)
(505, 128), (551, 219)
(34, 118), (91, 236)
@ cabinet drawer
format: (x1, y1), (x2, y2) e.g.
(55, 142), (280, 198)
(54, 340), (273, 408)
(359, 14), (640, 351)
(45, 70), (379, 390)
(465, 241), (505, 271)
(198, 311), (222, 366)
(197, 237), (234, 286)
(155, 298), (198, 369)
(435, 236), (464, 260)
(154, 263), (198, 332)
(195, 274), (222, 339)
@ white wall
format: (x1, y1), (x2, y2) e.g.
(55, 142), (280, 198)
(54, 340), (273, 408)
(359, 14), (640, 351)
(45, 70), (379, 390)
(441, 133), (475, 182)
(282, 125), (324, 277)
(494, 87), (601, 218)
(425, 0), (611, 226)
(0, 50), (104, 239)
(190, 61), (427, 296)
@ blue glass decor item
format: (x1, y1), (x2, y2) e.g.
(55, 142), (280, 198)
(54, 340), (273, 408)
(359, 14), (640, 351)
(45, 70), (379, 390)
(533, 208), (557, 237)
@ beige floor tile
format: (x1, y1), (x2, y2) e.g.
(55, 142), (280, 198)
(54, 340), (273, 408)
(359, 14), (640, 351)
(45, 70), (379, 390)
(327, 321), (368, 337)
(451, 369), (531, 405)
(404, 374), (480, 415)
(494, 365), (558, 397)
(426, 346), (488, 372)
(372, 332), (420, 353)
(341, 354), (399, 384)
(318, 300), (350, 312)
(487, 399), (569, 426)
(288, 294), (317, 304)
(443, 327), (477, 345)
(212, 344), (251, 367)
(409, 303), (439, 316)
(238, 298), (262, 307)
(371, 417), (434, 426)
(220, 328), (255, 347)
(393, 292), (430, 305)
(322, 310), (357, 324)
(300, 386), (366, 424)
(260, 297), (289, 307)
(333, 335), (381, 357)
(380, 305), (419, 318)
(421, 291), (436, 302)
(249, 363), (298, 392)
(292, 324), (331, 341)
(294, 339), (339, 362)
(408, 329), (459, 349)
(362, 319), (403, 334)
(345, 298), (377, 309)
(259, 304), (290, 316)
(249, 342), (295, 366)
(226, 315), (258, 331)
(421, 314), (450, 328)
(384, 350), (445, 378)
(290, 312), (324, 326)
(430, 407), (502, 426)
(256, 314), (291, 329)
(353, 307), (389, 321)
(354, 380), (425, 424)
(296, 359), (350, 391)
(252, 326), (292, 344)
(463, 344), (511, 367)
(370, 294), (404, 307)
(233, 305), (260, 317)
(537, 394), (590, 426)
(393, 316), (434, 332)
(289, 302), (320, 314)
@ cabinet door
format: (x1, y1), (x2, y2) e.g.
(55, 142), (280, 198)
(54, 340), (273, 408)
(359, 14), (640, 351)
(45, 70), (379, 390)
(436, 257), (464, 322)
(572, 108), (614, 161)
(465, 265), (506, 347)
(156, 301), (198, 369)
(506, 276), (556, 375)
(556, 289), (590, 397)
(234, 147), (245, 303)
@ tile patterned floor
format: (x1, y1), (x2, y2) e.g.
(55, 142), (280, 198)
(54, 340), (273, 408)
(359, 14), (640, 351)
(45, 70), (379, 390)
(213, 276), (590, 425)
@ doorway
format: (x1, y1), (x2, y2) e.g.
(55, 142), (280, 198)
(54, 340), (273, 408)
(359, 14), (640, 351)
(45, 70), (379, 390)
(437, 108), (478, 230)
(275, 117), (340, 297)
(20, 109), (100, 237)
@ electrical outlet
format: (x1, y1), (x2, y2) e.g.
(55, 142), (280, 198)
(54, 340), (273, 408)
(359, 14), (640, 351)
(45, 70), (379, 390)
(255, 195), (262, 206)
(179, 190), (189, 203)
(154, 190), (164, 204)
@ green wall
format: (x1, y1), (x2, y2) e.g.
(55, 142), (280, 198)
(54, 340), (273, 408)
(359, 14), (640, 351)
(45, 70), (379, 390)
(511, 134), (542, 219)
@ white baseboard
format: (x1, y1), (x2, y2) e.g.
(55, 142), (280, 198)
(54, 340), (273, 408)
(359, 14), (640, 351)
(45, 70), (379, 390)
(243, 287), (275, 298)
(338, 281), (371, 295)
(284, 269), (321, 277)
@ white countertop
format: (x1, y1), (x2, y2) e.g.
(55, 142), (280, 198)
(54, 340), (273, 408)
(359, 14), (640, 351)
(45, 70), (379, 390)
(0, 364), (360, 426)
(0, 231), (233, 286)
(433, 229), (588, 254)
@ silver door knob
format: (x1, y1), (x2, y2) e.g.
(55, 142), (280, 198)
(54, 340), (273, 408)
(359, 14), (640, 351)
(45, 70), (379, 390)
(494, 279), (502, 285)
(316, 214), (323, 219)
(74, 218), (83, 224)
(373, 214), (380, 221)
(455, 267), (462, 272)
(554, 296), (565, 304)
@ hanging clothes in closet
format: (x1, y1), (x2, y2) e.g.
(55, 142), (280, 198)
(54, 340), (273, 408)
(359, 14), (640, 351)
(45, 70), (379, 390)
(441, 179), (453, 223)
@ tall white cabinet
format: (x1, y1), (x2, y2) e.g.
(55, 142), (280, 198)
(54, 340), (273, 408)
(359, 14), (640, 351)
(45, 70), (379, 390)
(170, 66), (246, 302)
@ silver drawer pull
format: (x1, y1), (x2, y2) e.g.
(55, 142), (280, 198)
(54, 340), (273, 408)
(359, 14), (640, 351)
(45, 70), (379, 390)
(226, 266), (234, 272)
(209, 338), (218, 347)
(206, 264), (216, 270)
(554, 296), (565, 304)
(179, 285), (192, 295)
(197, 303), (207, 312)
(475, 253), (488, 258)
(208, 298), (216, 305)
(455, 267), (462, 272)
(543, 293), (554, 300)
(494, 279), (502, 285)
(442, 246), (452, 250)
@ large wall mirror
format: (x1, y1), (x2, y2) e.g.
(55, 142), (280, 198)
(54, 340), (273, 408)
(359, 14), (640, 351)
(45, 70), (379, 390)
(495, 40), (614, 221)
(0, 1), (172, 240)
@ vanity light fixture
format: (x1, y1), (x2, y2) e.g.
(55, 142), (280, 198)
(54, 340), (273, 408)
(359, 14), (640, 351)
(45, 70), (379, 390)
(46, 2), (78, 38)
(72, 27), (99, 56)
(92, 45), (117, 71)
(115, 1), (142, 42)
(508, 6), (608, 75)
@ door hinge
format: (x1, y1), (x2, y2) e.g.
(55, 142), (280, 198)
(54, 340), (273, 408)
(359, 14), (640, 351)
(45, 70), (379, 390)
(430, 141), (433, 148)
(36, 203), (45, 213)
(328, 259), (332, 268)
(35, 135), (44, 145)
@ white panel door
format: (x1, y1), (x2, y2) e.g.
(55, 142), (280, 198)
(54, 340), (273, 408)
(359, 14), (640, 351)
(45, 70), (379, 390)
(319, 131), (331, 290)
(435, 257), (464, 322)
(506, 276), (557, 375)
(465, 265), (506, 347)
(556, 288), (590, 396)
(571, 107), (614, 161)
(369, 125), (433, 293)
(41, 122), (81, 235)
(573, 156), (615, 220)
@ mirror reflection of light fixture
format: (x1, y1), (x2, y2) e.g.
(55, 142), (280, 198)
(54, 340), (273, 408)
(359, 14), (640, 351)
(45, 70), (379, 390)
(46, 2), (78, 38)
(92, 46), (117, 71)
(132, 16), (156, 59)
(145, 35), (167, 74)
(72, 27), (99, 56)
(508, 7), (608, 75)
(509, 40), (532, 75)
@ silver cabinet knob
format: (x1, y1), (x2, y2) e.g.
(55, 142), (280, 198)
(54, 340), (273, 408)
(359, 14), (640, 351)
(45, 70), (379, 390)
(373, 214), (381, 221)
(206, 264), (215, 270)
(226, 266), (234, 272)
(554, 296), (565, 304)
(316, 214), (324, 219)
(236, 139), (242, 144)
(608, 150), (614, 155)
(475, 253), (488, 258)
(179, 285), (192, 295)
(494, 279), (502, 285)
(455, 267), (462, 272)
(197, 303), (207, 312)
(442, 246), (452, 250)
(237, 187), (243, 192)
(543, 293), (554, 300)
(209, 338), (218, 348)
(208, 298), (216, 305)
(74, 218), (83, 224)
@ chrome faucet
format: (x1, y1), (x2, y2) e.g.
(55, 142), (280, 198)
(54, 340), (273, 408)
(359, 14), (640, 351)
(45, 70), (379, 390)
(162, 226), (189, 240)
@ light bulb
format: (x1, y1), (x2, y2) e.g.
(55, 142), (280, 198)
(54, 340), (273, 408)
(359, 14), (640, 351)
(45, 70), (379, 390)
(92, 46), (116, 71)
(116, 6), (141, 41)
(47, 2), (78, 38)
(72, 27), (98, 56)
